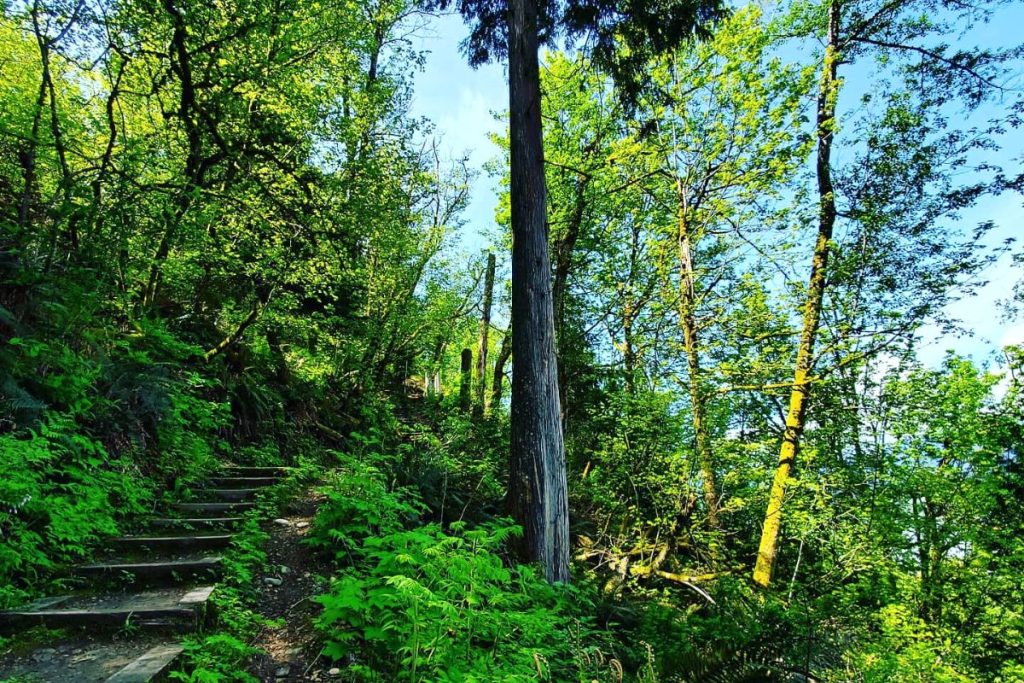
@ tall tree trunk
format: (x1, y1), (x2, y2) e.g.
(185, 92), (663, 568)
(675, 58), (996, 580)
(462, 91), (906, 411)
(475, 253), (495, 417)
(38, 36), (76, 255)
(491, 326), (511, 410)
(429, 336), (446, 398)
(676, 178), (719, 530)
(19, 0), (81, 247)
(143, 200), (187, 308)
(753, 0), (841, 588)
(475, 252), (496, 416)
(459, 348), (473, 413)
(88, 58), (126, 237)
(621, 285), (637, 395)
(343, 18), (385, 196)
(921, 497), (945, 625)
(507, 0), (570, 584)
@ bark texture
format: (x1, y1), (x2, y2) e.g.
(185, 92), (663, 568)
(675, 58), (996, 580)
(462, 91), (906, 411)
(507, 0), (570, 584)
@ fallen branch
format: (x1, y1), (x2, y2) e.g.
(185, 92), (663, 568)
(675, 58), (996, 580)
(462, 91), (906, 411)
(628, 566), (720, 584)
(574, 543), (670, 562)
(315, 422), (346, 444)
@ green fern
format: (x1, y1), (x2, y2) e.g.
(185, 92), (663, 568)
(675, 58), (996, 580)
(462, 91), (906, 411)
(0, 373), (47, 428)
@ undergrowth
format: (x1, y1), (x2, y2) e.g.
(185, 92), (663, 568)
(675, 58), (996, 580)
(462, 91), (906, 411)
(306, 406), (630, 683)
(305, 400), (852, 683)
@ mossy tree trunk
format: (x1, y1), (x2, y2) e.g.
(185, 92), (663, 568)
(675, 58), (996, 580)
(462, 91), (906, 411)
(753, 0), (841, 588)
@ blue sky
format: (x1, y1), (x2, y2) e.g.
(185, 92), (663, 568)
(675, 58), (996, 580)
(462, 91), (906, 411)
(407, 8), (1024, 371)
(409, 14), (506, 249)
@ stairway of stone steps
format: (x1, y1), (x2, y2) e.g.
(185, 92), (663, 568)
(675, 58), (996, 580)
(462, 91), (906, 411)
(0, 465), (291, 683)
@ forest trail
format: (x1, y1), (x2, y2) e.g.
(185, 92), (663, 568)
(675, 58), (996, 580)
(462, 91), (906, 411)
(246, 488), (335, 682)
(0, 466), (290, 682)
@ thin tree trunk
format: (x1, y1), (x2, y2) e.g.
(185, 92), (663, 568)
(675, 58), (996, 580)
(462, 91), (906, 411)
(922, 497), (944, 625)
(919, 451), (952, 624)
(552, 174), (589, 423)
(491, 326), (511, 410)
(37, 34), (76, 254)
(17, 72), (47, 238)
(753, 0), (841, 588)
(143, 201), (187, 307)
(89, 58), (127, 232)
(459, 348), (473, 413)
(551, 177), (587, 327)
(343, 20), (385, 193)
(621, 221), (643, 395)
(144, 0), (201, 308)
(507, 0), (570, 584)
(19, 0), (81, 245)
(475, 252), (496, 416)
(429, 336), (446, 398)
(621, 286), (636, 395)
(676, 178), (718, 530)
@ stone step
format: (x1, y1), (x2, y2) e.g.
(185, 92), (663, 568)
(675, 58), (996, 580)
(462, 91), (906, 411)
(150, 517), (245, 529)
(174, 501), (255, 515)
(106, 643), (184, 683)
(76, 556), (223, 583)
(4, 606), (196, 631)
(0, 636), (180, 681)
(111, 534), (235, 552)
(207, 476), (279, 488)
(0, 586), (215, 634)
(193, 488), (260, 501)
(218, 466), (291, 478)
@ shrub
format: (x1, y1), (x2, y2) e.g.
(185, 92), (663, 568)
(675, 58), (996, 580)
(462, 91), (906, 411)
(0, 417), (154, 607)
(305, 452), (424, 562)
(314, 520), (616, 682)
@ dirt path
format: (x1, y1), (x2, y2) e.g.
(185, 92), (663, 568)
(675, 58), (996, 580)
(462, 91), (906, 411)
(248, 491), (337, 682)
